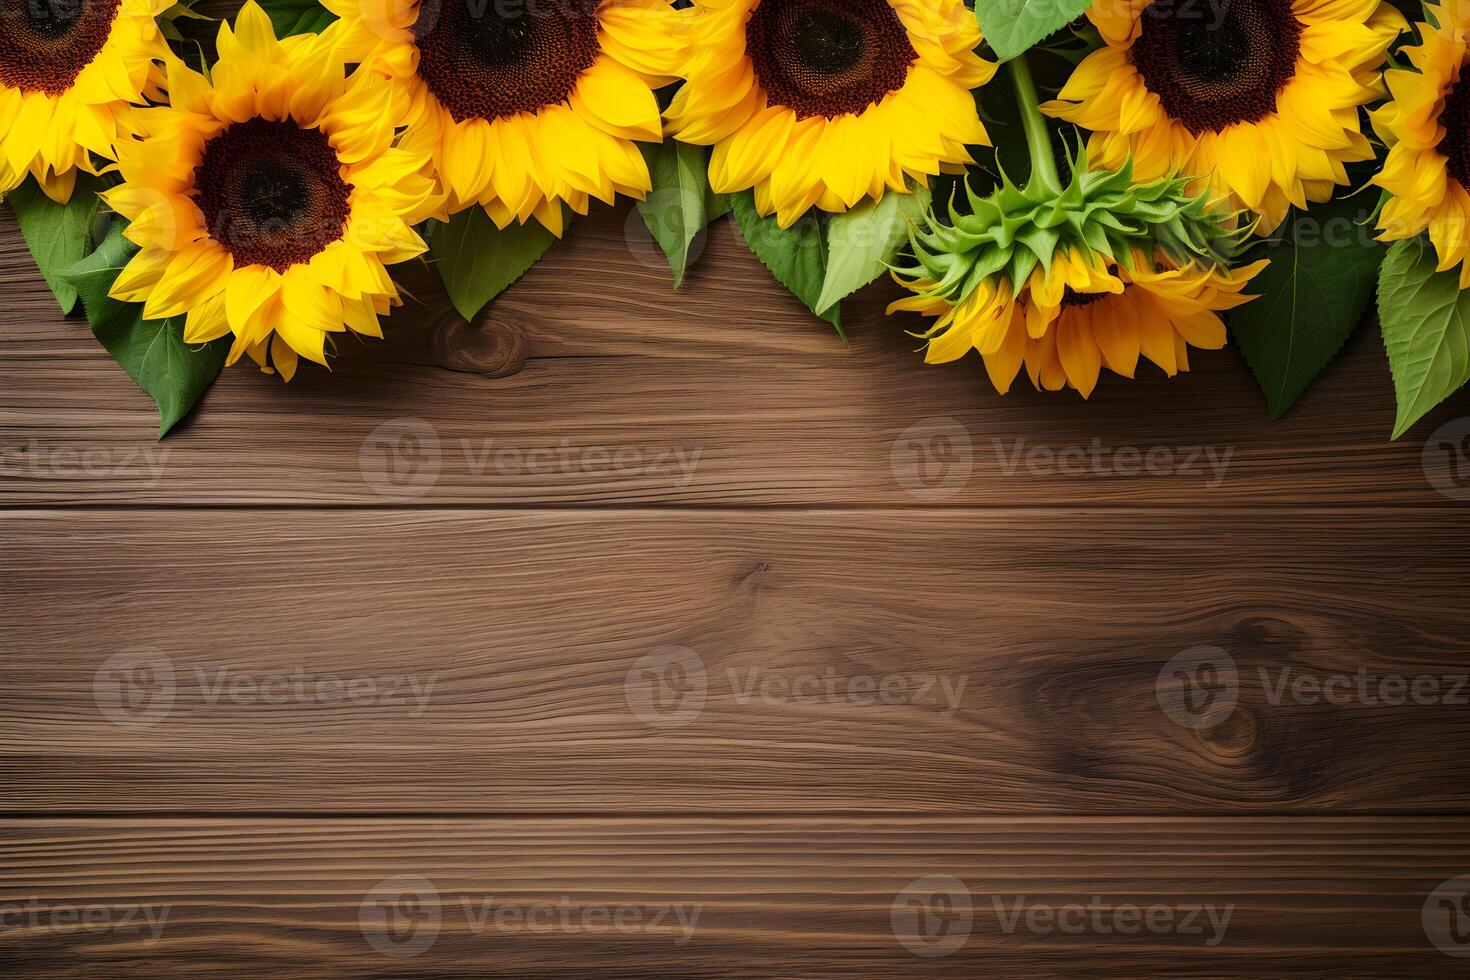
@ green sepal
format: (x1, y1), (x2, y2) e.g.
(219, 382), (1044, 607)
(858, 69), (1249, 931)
(893, 147), (1243, 307)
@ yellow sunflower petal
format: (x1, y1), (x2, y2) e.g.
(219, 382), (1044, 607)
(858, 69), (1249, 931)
(668, 0), (993, 223)
(99, 2), (434, 381)
(1053, 0), (1400, 235)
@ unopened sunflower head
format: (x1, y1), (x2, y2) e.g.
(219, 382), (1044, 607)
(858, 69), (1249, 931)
(887, 151), (1266, 397)
(893, 148), (1242, 305)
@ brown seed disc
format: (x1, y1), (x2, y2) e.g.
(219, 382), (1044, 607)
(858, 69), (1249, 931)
(1131, 0), (1302, 136)
(745, 0), (917, 120)
(0, 0), (124, 95)
(414, 0), (602, 123)
(193, 118), (353, 273)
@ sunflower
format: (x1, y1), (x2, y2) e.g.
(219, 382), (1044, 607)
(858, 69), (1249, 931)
(890, 249), (1267, 396)
(1373, 0), (1470, 284)
(320, 0), (681, 235)
(0, 0), (168, 203)
(102, 3), (437, 381)
(664, 0), (995, 228)
(1043, 0), (1403, 233)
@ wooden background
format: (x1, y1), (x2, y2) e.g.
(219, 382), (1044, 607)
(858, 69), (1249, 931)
(4, 200), (1470, 977)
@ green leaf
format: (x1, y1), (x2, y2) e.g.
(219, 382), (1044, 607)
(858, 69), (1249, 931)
(707, 191), (732, 223)
(975, 0), (1094, 63)
(1378, 238), (1470, 439)
(730, 191), (841, 333)
(637, 141), (721, 288)
(61, 221), (228, 436)
(1231, 196), (1385, 418)
(158, 0), (215, 43)
(816, 184), (932, 315)
(255, 0), (336, 36)
(428, 207), (557, 321)
(8, 174), (102, 315)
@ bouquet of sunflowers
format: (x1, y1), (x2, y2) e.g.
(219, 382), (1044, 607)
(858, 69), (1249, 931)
(1, 0), (1463, 438)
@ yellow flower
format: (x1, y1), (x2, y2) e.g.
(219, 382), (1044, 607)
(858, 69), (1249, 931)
(102, 3), (437, 381)
(889, 249), (1267, 397)
(1044, 0), (1403, 233)
(665, 0), (995, 228)
(321, 0), (681, 235)
(1374, 0), (1470, 285)
(0, 0), (168, 203)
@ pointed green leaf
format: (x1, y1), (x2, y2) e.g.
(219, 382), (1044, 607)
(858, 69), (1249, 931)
(428, 208), (557, 322)
(637, 141), (719, 288)
(1231, 196), (1384, 418)
(730, 191), (840, 333)
(158, 0), (214, 43)
(816, 185), (931, 314)
(8, 174), (102, 315)
(1378, 238), (1470, 439)
(61, 222), (228, 436)
(255, 0), (336, 35)
(975, 0), (1093, 62)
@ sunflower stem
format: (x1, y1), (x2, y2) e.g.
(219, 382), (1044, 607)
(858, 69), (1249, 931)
(1007, 54), (1062, 195)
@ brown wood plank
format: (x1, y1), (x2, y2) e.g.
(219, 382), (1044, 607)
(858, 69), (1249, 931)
(1, 816), (1466, 977)
(3, 211), (1465, 508)
(4, 507), (1467, 813)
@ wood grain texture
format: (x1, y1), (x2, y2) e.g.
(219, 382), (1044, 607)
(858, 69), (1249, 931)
(3, 211), (1467, 508)
(5, 142), (1469, 978)
(5, 508), (1468, 813)
(2, 817), (1467, 977)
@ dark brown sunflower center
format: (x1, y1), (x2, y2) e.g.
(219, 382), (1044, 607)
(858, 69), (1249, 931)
(0, 0), (122, 94)
(1131, 0), (1302, 135)
(193, 119), (352, 273)
(745, 0), (917, 119)
(1061, 288), (1109, 308)
(413, 0), (601, 123)
(1439, 76), (1470, 188)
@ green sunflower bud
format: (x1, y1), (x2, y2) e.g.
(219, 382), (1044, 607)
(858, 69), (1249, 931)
(891, 147), (1246, 305)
